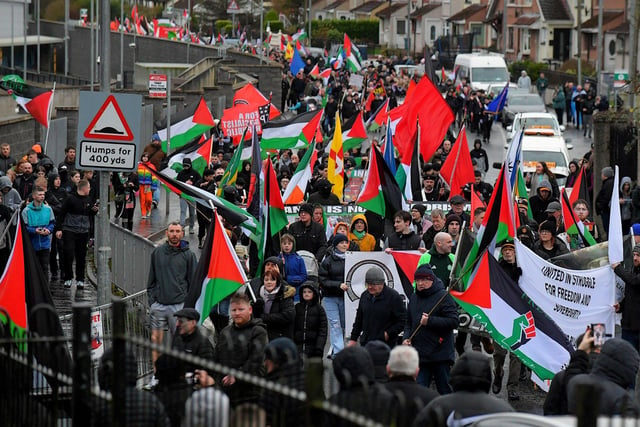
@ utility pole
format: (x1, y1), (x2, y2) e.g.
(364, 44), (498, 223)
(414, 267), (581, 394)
(577, 0), (583, 86)
(629, 0), (638, 110)
(502, 0), (508, 56)
(595, 0), (603, 81)
(97, 0), (112, 306)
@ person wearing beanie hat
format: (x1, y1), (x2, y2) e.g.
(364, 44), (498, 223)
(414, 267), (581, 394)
(534, 219), (569, 260)
(613, 247), (640, 354)
(365, 340), (391, 383)
(289, 203), (328, 262)
(444, 214), (462, 247)
(348, 266), (406, 348)
(332, 233), (349, 247)
(329, 221), (360, 253)
(403, 263), (459, 394)
(413, 352), (514, 425)
(632, 223), (640, 244)
(176, 156), (201, 234)
(410, 204), (432, 237)
(596, 166), (615, 234)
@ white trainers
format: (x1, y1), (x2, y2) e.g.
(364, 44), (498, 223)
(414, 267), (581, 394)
(64, 280), (74, 288)
(143, 375), (159, 390)
(75, 281), (85, 290)
(189, 227), (195, 235)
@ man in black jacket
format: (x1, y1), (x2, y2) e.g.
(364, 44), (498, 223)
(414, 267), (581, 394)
(288, 203), (327, 262)
(596, 166), (614, 234)
(384, 210), (425, 252)
(176, 158), (201, 235)
(384, 345), (438, 427)
(348, 267), (406, 347)
(613, 244), (640, 352)
(171, 308), (214, 372)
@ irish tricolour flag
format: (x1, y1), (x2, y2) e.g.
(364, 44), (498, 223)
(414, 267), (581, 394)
(187, 210), (248, 321)
(157, 97), (215, 152)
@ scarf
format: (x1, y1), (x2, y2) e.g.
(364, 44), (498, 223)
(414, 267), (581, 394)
(352, 229), (366, 239)
(260, 285), (281, 314)
(333, 249), (346, 259)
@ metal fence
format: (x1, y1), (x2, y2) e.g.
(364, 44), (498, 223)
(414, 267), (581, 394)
(108, 221), (157, 295)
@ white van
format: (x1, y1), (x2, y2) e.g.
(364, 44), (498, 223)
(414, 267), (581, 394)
(454, 53), (509, 92)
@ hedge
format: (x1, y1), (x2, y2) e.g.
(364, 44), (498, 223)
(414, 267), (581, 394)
(311, 19), (378, 45)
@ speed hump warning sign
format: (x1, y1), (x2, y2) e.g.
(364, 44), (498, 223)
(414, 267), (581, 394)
(76, 92), (142, 171)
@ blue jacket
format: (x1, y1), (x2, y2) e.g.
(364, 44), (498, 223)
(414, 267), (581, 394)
(404, 268), (459, 364)
(280, 251), (308, 287)
(21, 201), (55, 251)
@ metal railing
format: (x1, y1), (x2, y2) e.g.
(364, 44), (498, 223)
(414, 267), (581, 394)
(108, 221), (156, 295)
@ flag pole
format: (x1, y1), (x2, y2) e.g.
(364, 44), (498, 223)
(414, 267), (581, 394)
(44, 81), (55, 154)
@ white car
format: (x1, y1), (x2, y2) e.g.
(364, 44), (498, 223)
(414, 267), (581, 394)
(520, 131), (573, 187)
(506, 112), (568, 145)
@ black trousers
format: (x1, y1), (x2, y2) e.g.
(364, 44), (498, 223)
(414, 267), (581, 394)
(62, 231), (89, 281)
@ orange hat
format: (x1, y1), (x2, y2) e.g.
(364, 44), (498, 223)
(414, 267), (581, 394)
(31, 144), (42, 154)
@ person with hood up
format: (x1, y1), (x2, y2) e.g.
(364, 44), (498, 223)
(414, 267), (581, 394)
(307, 178), (341, 205)
(279, 233), (308, 301)
(349, 214), (376, 251)
(527, 162), (559, 200)
(0, 175), (21, 212)
(254, 269), (296, 342)
(216, 292), (269, 407)
(293, 283), (327, 358)
(326, 346), (396, 427)
(469, 139), (489, 178)
(568, 338), (640, 416)
(620, 176), (634, 233)
(596, 166), (615, 234)
(403, 264), (459, 394)
(319, 233), (350, 357)
(529, 180), (557, 224)
(412, 352), (514, 426)
(328, 221), (360, 253)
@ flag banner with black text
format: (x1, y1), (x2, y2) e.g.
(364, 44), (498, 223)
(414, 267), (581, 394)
(516, 240), (616, 342)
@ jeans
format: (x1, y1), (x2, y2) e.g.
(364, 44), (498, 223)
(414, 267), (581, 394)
(180, 199), (195, 228)
(417, 361), (452, 394)
(152, 186), (160, 204)
(324, 296), (345, 355)
(622, 328), (640, 353)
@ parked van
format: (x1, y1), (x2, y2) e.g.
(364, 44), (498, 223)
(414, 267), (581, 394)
(454, 53), (509, 92)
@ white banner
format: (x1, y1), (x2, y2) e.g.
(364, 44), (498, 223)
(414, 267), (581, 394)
(343, 251), (419, 339)
(516, 240), (616, 342)
(91, 310), (105, 360)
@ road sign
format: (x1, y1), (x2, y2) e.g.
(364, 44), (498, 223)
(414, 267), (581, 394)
(614, 70), (629, 88)
(227, 0), (241, 14)
(77, 91), (142, 172)
(149, 74), (167, 98)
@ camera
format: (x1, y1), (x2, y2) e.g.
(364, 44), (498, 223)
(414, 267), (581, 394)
(185, 372), (198, 385)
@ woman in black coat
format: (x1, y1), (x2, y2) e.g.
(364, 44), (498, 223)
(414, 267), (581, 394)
(293, 283), (327, 358)
(256, 270), (296, 341)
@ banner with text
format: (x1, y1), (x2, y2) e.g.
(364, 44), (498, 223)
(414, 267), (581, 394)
(516, 240), (616, 342)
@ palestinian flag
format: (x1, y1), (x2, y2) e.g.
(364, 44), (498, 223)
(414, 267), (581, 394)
(451, 251), (574, 389)
(389, 251), (422, 297)
(292, 29), (307, 41)
(561, 189), (596, 250)
(280, 35), (285, 51)
(328, 113), (344, 200)
(143, 165), (261, 242)
(186, 210), (248, 320)
(439, 126), (475, 197)
(0, 217), (72, 386)
(343, 34), (362, 72)
(233, 84), (280, 120)
(459, 164), (514, 288)
(319, 68), (332, 85)
(156, 97), (215, 152)
(261, 109), (323, 150)
(309, 64), (320, 78)
(568, 165), (591, 208)
(395, 76), (454, 163)
(363, 89), (375, 112)
(217, 131), (246, 196)
(395, 119), (422, 202)
(341, 111), (368, 150)
(256, 158), (289, 272)
(0, 75), (54, 128)
(161, 135), (212, 178)
(366, 99), (389, 131)
(246, 126), (263, 220)
(356, 144), (408, 220)
(283, 142), (317, 205)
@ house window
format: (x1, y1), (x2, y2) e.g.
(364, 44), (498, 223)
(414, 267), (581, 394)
(430, 25), (437, 41)
(397, 19), (406, 35)
(522, 29), (531, 52)
(508, 27), (514, 50)
(591, 34), (597, 48)
(470, 23), (483, 47)
(540, 28), (546, 44)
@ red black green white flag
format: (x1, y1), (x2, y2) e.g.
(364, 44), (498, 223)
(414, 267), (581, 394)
(186, 210), (248, 320)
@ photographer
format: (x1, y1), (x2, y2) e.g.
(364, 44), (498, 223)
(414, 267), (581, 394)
(171, 308), (215, 373)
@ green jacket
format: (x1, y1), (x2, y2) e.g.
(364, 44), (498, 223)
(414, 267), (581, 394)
(417, 248), (455, 287)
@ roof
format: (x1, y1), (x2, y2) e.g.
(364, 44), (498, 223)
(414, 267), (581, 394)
(448, 3), (486, 22)
(411, 3), (441, 18)
(485, 0), (500, 22)
(376, 2), (408, 18)
(351, 0), (384, 13)
(0, 35), (64, 48)
(513, 13), (540, 26)
(323, 0), (347, 10)
(538, 0), (572, 21)
(608, 20), (629, 34)
(581, 11), (624, 29)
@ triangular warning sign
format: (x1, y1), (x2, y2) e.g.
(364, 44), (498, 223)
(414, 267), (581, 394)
(227, 0), (239, 11)
(83, 95), (134, 141)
